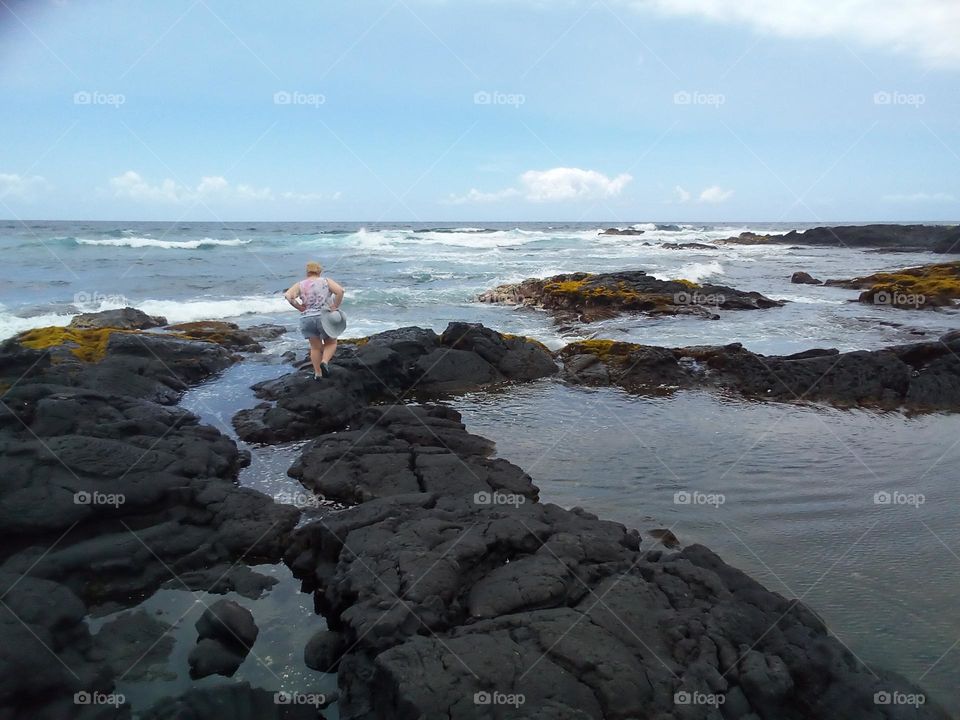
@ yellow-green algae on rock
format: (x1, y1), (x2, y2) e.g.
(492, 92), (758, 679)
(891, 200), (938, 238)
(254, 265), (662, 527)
(16, 326), (195, 362)
(829, 260), (960, 308)
(560, 338), (639, 362)
(18, 326), (131, 363)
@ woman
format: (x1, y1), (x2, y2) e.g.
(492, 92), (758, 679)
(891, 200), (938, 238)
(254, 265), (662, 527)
(285, 261), (345, 379)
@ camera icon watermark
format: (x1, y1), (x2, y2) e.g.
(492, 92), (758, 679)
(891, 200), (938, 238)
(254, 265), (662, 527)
(273, 490), (323, 509)
(273, 90), (326, 108)
(874, 690), (925, 707)
(473, 690), (525, 707)
(674, 290), (725, 306)
(273, 691), (326, 706)
(473, 90), (525, 108)
(73, 90), (126, 108)
(74, 490), (125, 508)
(873, 290), (925, 308)
(673, 90), (725, 108)
(674, 490), (725, 508)
(73, 291), (129, 307)
(873, 90), (925, 108)
(674, 690), (725, 707)
(473, 490), (526, 508)
(74, 691), (125, 707)
(873, 490), (925, 508)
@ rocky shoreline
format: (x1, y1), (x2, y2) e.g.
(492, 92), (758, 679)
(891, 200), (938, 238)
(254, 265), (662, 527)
(478, 271), (783, 324)
(1, 313), (953, 718)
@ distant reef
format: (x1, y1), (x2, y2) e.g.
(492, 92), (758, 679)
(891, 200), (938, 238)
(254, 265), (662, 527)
(719, 224), (960, 253)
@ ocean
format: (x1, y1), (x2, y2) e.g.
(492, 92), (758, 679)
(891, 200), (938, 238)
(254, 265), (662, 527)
(5, 221), (960, 713)
(1, 220), (954, 350)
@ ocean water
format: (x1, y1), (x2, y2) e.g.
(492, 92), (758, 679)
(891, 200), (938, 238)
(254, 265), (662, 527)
(5, 221), (960, 714)
(2, 221), (956, 350)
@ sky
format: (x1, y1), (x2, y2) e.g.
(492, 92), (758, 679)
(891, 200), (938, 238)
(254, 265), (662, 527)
(0, 0), (958, 222)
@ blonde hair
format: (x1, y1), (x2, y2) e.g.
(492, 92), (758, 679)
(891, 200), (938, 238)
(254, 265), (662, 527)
(305, 261), (323, 276)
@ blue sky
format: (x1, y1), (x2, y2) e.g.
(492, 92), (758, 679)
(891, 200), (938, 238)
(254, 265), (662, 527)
(0, 0), (957, 222)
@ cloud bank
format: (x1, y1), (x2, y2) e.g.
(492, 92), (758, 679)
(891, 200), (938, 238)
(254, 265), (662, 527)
(626, 0), (960, 69)
(450, 167), (633, 204)
(109, 171), (340, 204)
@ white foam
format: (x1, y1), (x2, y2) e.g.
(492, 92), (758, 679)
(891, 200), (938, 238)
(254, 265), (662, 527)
(0, 294), (291, 341)
(651, 260), (725, 284)
(0, 311), (73, 340)
(75, 237), (250, 249)
(136, 295), (289, 323)
(770, 294), (845, 305)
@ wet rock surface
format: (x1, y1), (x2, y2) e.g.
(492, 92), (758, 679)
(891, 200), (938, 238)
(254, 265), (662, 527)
(167, 320), (267, 352)
(1, 311), (952, 719)
(557, 332), (960, 411)
(267, 328), (948, 718)
(790, 271), (822, 285)
(0, 313), (299, 718)
(233, 322), (557, 443)
(283, 464), (945, 718)
(479, 271), (784, 323)
(69, 306), (168, 330)
(824, 260), (960, 309)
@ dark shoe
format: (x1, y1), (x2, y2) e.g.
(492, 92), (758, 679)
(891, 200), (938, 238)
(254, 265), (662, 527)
(313, 372), (323, 381)
(319, 362), (330, 378)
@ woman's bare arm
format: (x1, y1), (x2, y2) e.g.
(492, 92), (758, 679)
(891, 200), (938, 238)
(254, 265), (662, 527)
(327, 278), (345, 309)
(284, 281), (303, 312)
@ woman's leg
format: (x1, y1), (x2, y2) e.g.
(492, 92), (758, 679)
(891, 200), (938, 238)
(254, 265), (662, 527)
(308, 337), (324, 375)
(321, 338), (338, 364)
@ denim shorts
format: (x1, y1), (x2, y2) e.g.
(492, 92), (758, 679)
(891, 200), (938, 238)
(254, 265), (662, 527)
(299, 314), (330, 340)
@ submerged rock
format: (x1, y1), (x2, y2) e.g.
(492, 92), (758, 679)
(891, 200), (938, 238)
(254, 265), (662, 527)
(142, 682), (320, 720)
(188, 638), (247, 679)
(195, 599), (259, 651)
(479, 270), (783, 324)
(93, 609), (176, 682)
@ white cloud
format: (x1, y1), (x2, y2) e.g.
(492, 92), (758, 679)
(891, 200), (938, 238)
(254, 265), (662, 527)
(883, 191), (956, 203)
(449, 167), (632, 204)
(109, 171), (337, 204)
(625, 0), (960, 69)
(0, 173), (50, 201)
(673, 185), (691, 202)
(520, 167), (633, 201)
(698, 185), (735, 203)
